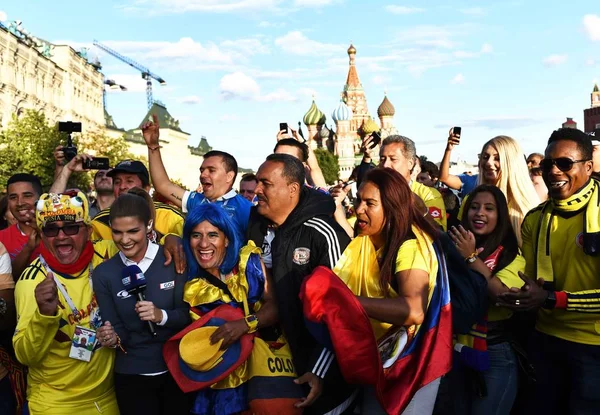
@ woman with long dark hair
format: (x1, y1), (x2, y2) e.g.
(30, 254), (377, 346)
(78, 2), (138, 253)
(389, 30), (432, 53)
(447, 185), (525, 414)
(92, 193), (190, 415)
(334, 168), (451, 414)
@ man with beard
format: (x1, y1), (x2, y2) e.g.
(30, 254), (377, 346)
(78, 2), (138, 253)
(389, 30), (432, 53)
(0, 174), (43, 279)
(51, 155), (184, 241)
(13, 191), (119, 414)
(499, 128), (600, 414)
(88, 170), (114, 219)
(141, 115), (252, 235)
(247, 154), (356, 414)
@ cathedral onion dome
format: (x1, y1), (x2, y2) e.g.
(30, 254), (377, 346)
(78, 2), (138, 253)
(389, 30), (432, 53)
(332, 100), (353, 122)
(377, 94), (395, 118)
(348, 44), (356, 55)
(303, 100), (326, 126)
(361, 117), (380, 135)
(319, 125), (330, 140)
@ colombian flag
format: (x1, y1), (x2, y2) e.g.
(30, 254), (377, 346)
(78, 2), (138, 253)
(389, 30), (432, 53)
(300, 241), (452, 414)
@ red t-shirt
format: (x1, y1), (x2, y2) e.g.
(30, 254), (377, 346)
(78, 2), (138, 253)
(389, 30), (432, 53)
(0, 224), (40, 263)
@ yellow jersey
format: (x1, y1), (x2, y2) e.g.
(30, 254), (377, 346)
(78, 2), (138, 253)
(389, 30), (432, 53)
(13, 240), (120, 414)
(410, 181), (447, 231)
(488, 255), (526, 322)
(522, 207), (600, 345)
(91, 201), (184, 241)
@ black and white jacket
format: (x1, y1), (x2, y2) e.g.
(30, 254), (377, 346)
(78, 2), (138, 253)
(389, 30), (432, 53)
(247, 187), (355, 415)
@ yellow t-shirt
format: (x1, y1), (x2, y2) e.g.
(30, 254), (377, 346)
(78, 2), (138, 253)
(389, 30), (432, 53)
(410, 181), (447, 231)
(91, 201), (184, 241)
(13, 240), (120, 414)
(395, 232), (439, 337)
(522, 207), (600, 345)
(487, 255), (526, 322)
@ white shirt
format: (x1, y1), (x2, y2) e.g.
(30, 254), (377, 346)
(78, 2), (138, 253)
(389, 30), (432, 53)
(181, 188), (238, 213)
(118, 242), (168, 326)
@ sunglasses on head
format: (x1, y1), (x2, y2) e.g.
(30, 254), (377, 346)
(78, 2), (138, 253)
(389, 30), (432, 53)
(42, 223), (83, 237)
(540, 158), (590, 172)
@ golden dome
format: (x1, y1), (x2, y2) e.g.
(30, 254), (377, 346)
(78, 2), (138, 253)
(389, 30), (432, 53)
(347, 44), (356, 55)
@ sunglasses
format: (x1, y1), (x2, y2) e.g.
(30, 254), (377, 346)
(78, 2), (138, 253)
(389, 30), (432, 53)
(42, 223), (83, 237)
(539, 158), (590, 172)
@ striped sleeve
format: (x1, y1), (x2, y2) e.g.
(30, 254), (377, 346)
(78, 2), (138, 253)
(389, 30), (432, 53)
(310, 347), (335, 379)
(303, 217), (343, 269)
(557, 290), (600, 313)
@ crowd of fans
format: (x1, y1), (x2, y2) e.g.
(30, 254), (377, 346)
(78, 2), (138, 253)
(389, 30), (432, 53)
(0, 118), (600, 415)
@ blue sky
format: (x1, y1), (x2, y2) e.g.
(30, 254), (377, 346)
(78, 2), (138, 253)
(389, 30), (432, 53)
(1, 1), (599, 169)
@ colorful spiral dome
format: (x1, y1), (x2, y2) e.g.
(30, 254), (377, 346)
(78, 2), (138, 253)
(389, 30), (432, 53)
(361, 117), (380, 135)
(303, 100), (326, 126)
(332, 100), (353, 122)
(377, 94), (395, 118)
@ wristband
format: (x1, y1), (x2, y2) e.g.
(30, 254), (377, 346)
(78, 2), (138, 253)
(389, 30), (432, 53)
(148, 145), (162, 151)
(554, 291), (568, 309)
(244, 314), (259, 333)
(465, 252), (478, 264)
(543, 291), (557, 309)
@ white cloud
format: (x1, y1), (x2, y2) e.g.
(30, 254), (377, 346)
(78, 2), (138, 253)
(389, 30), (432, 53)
(372, 75), (390, 86)
(220, 72), (261, 100)
(258, 20), (284, 28)
(298, 87), (318, 98)
(385, 5), (425, 15)
(293, 0), (336, 6)
(583, 14), (600, 41)
(219, 71), (296, 102)
(220, 38), (270, 55)
(0, 10), (7, 22)
(451, 73), (465, 84)
(257, 88), (297, 102)
(460, 7), (485, 16)
(178, 95), (202, 105)
(543, 54), (568, 67)
(121, 0), (282, 14)
(275, 31), (342, 56)
(481, 43), (493, 53)
(586, 58), (596, 66)
(219, 114), (241, 122)
(454, 50), (477, 58)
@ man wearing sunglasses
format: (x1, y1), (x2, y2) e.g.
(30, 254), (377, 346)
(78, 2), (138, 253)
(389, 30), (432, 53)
(498, 128), (600, 414)
(13, 191), (120, 414)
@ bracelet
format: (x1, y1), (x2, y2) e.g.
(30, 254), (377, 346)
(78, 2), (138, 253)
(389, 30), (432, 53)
(465, 252), (478, 264)
(148, 145), (162, 151)
(111, 333), (127, 354)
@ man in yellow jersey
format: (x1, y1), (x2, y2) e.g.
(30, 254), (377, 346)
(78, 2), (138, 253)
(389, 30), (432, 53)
(499, 128), (600, 414)
(50, 155), (184, 241)
(13, 191), (119, 415)
(341, 134), (447, 231)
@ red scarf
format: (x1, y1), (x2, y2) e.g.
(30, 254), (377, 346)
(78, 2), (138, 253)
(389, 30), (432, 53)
(39, 241), (95, 275)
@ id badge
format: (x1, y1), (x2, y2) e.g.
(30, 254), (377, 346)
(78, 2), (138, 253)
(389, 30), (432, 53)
(69, 326), (97, 362)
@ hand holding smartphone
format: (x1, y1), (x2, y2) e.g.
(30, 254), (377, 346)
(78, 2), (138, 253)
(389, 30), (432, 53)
(448, 127), (461, 147)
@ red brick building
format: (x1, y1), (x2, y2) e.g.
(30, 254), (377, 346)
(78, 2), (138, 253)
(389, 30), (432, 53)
(584, 84), (600, 133)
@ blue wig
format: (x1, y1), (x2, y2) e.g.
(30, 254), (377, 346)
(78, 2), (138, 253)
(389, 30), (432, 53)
(183, 204), (243, 279)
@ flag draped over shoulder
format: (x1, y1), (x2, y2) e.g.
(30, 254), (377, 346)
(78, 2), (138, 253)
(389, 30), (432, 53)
(300, 234), (452, 414)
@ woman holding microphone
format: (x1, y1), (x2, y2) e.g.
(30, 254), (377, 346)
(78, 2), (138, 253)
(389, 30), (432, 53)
(93, 193), (190, 415)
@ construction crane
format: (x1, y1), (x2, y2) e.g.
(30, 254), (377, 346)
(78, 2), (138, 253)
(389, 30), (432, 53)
(93, 40), (166, 110)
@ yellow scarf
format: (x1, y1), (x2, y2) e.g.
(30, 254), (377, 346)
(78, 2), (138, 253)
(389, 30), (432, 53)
(536, 179), (600, 283)
(333, 226), (430, 339)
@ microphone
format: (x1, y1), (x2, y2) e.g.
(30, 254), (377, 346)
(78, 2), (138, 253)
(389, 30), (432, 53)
(121, 265), (157, 337)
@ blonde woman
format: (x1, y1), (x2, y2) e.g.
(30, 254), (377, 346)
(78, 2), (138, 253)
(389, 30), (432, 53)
(440, 131), (539, 242)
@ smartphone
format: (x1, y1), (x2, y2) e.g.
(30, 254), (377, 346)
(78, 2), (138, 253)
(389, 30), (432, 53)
(279, 122), (288, 133)
(452, 126), (462, 136)
(83, 157), (110, 170)
(368, 131), (382, 149)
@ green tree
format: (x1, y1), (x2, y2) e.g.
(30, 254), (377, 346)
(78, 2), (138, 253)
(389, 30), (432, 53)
(0, 110), (136, 192)
(314, 148), (340, 185)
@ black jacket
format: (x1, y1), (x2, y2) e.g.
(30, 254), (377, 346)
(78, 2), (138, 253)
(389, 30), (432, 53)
(92, 246), (190, 375)
(248, 187), (355, 414)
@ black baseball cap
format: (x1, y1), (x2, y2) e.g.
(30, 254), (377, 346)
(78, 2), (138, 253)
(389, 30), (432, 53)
(107, 160), (149, 183)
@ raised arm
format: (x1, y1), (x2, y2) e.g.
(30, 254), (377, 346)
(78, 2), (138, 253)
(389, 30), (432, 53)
(439, 128), (464, 191)
(141, 114), (186, 208)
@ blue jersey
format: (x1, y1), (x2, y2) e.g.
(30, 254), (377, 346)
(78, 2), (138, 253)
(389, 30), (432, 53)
(458, 174), (479, 197)
(183, 189), (252, 236)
